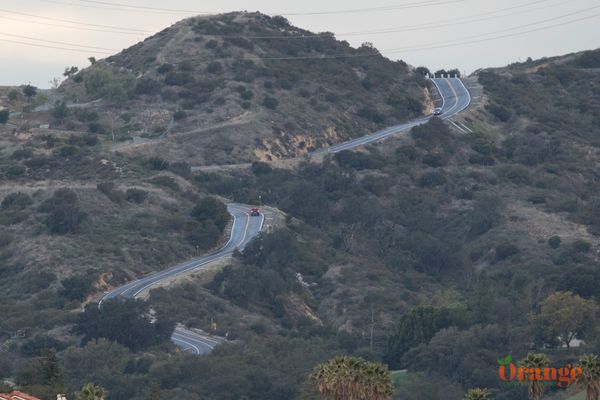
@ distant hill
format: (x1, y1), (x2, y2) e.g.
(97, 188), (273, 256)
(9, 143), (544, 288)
(59, 12), (431, 164)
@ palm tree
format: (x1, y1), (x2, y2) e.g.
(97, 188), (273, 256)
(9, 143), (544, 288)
(464, 388), (492, 400)
(520, 353), (550, 400)
(77, 383), (107, 400)
(577, 354), (600, 400)
(309, 355), (392, 400)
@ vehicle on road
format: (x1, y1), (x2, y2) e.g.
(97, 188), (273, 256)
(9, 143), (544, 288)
(433, 107), (443, 115)
(250, 208), (261, 216)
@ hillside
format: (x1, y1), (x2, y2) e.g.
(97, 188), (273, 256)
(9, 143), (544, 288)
(141, 48), (600, 399)
(56, 12), (430, 164)
(3, 10), (600, 400)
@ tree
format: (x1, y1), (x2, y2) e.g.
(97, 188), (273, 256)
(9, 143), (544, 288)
(88, 57), (97, 65)
(385, 305), (454, 368)
(64, 66), (79, 79)
(61, 274), (95, 301)
(0, 109), (9, 124)
(40, 188), (87, 234)
(415, 66), (431, 76)
(520, 353), (549, 400)
(7, 89), (19, 102)
(52, 100), (69, 122)
(577, 354), (600, 400)
(23, 84), (37, 99)
(146, 383), (160, 400)
(191, 197), (230, 232)
(16, 349), (67, 399)
(74, 299), (175, 351)
(309, 356), (392, 400)
(263, 96), (279, 109)
(77, 383), (107, 400)
(530, 291), (598, 348)
(465, 388), (492, 400)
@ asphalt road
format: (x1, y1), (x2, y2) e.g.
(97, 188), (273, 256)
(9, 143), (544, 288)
(311, 77), (471, 155)
(99, 78), (470, 355)
(99, 203), (265, 354)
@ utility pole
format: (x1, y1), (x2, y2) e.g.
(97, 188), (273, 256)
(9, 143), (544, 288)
(370, 304), (374, 351)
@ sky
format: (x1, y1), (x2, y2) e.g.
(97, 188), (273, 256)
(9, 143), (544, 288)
(0, 0), (599, 87)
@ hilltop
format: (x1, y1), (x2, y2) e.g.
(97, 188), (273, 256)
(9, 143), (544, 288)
(56, 12), (430, 164)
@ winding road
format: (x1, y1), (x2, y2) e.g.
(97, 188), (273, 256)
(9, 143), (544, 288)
(99, 203), (265, 354)
(100, 77), (471, 355)
(311, 77), (471, 155)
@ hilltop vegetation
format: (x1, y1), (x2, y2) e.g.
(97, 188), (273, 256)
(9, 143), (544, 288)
(53, 12), (428, 163)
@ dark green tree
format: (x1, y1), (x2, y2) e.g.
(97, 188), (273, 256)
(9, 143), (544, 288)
(0, 109), (9, 124)
(385, 305), (454, 368)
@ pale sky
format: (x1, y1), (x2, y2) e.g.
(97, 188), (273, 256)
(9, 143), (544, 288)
(1, 0), (599, 87)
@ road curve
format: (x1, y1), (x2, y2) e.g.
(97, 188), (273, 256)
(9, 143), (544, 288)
(99, 203), (265, 354)
(98, 79), (470, 355)
(311, 77), (471, 155)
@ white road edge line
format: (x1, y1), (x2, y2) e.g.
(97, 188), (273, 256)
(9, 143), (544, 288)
(455, 78), (472, 111)
(443, 78), (460, 117)
(171, 336), (201, 354)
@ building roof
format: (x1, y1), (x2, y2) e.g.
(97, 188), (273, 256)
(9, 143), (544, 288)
(0, 391), (42, 400)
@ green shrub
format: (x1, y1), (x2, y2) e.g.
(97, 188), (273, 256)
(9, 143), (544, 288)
(191, 196), (229, 231)
(547, 235), (561, 248)
(88, 122), (105, 134)
(206, 62), (223, 74)
(40, 188), (87, 234)
(150, 175), (179, 191)
(125, 188), (148, 204)
(0, 232), (13, 247)
(169, 161), (191, 177)
(357, 107), (384, 123)
(173, 110), (187, 121)
(0, 209), (29, 225)
(156, 63), (174, 74)
(422, 153), (446, 167)
(486, 103), (511, 121)
(83, 66), (134, 103)
(251, 161), (272, 176)
(335, 150), (385, 170)
(61, 274), (95, 301)
(12, 148), (33, 160)
(572, 239), (591, 253)
(56, 145), (79, 158)
(0, 109), (9, 124)
(5, 164), (25, 177)
(419, 171), (446, 187)
(134, 77), (161, 95)
(205, 39), (218, 49)
(2, 192), (32, 209)
(575, 50), (600, 68)
(51, 101), (68, 122)
(411, 118), (454, 151)
(75, 299), (175, 351)
(97, 182), (125, 204)
(263, 96), (279, 109)
(495, 242), (519, 260)
(164, 72), (193, 86)
(527, 193), (546, 204)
